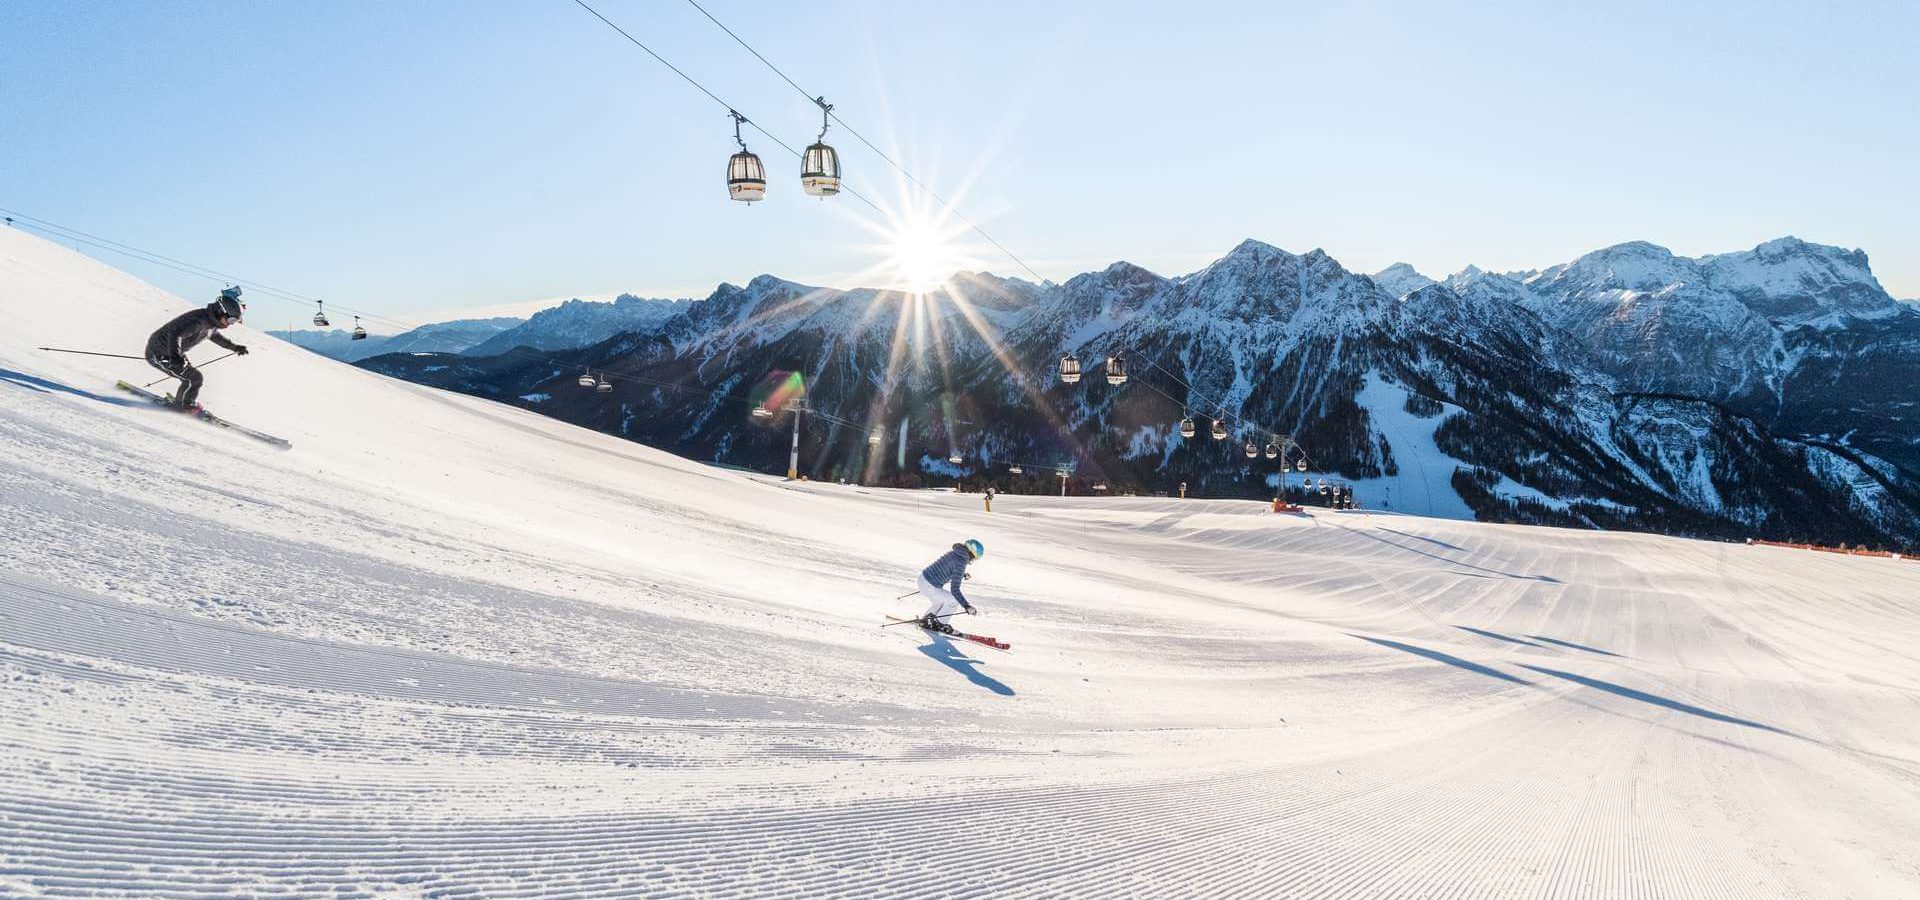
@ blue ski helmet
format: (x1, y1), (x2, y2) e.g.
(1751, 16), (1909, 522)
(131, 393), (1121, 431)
(209, 286), (244, 322)
(964, 539), (985, 559)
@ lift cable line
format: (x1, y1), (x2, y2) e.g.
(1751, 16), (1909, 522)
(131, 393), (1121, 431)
(565, 0), (886, 216)
(0, 208), (422, 334)
(678, 0), (1047, 285)
(6, 208), (838, 415)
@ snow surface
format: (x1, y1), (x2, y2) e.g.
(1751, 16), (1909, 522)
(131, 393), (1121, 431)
(4, 227), (1920, 897)
(1347, 373), (1477, 520)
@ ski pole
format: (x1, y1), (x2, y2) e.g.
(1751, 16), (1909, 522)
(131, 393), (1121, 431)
(882, 610), (974, 627)
(893, 590), (918, 600)
(38, 347), (146, 360)
(143, 352), (235, 388)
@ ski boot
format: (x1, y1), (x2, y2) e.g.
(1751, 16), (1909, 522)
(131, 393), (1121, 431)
(920, 614), (956, 635)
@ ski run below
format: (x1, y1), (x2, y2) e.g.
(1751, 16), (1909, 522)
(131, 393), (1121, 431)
(2, 226), (1919, 898)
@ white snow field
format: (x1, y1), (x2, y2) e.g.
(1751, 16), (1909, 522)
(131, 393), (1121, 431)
(2, 226), (1919, 899)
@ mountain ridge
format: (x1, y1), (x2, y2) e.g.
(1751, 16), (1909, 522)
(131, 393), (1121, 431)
(362, 235), (1920, 550)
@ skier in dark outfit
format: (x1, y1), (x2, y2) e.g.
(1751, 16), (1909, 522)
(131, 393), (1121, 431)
(146, 287), (249, 413)
(915, 539), (984, 634)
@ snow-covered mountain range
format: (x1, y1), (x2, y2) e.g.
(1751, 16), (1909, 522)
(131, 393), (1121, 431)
(462, 294), (692, 357)
(270, 317), (523, 362)
(365, 237), (1920, 550)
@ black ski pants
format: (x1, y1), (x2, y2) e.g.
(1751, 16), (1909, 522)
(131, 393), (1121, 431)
(146, 352), (203, 408)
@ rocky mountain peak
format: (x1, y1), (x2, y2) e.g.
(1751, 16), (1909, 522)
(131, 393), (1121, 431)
(1372, 262), (1437, 298)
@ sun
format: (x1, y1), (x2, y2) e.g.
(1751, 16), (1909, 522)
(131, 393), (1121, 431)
(880, 211), (975, 294)
(887, 222), (952, 293)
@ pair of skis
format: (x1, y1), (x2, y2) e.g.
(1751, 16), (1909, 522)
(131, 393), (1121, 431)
(883, 614), (1011, 652)
(115, 381), (293, 450)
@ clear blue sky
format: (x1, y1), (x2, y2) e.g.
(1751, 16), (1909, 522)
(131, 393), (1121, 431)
(4, 0), (1915, 330)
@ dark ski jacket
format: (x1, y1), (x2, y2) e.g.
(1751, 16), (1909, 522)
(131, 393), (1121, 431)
(919, 545), (974, 608)
(147, 308), (239, 361)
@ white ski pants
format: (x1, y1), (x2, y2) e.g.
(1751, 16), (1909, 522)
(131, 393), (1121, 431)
(918, 575), (963, 619)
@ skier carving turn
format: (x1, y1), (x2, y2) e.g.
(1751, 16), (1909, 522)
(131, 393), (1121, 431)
(916, 539), (984, 634)
(146, 286), (248, 413)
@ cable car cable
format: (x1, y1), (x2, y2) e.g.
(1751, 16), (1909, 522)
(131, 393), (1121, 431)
(566, 0), (887, 216)
(678, 0), (1046, 284)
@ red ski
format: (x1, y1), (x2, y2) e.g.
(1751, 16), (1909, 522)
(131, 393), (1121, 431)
(884, 615), (1011, 652)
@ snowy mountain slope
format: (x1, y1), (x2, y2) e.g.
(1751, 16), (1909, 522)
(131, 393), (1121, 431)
(464, 293), (692, 356)
(5, 226), (1920, 896)
(1521, 237), (1910, 400)
(269, 316), (522, 362)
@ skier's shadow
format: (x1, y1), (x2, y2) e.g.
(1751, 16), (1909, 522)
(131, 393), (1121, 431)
(0, 368), (141, 406)
(918, 637), (1015, 696)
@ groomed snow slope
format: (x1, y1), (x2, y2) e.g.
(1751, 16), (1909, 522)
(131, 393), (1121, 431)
(3, 227), (1919, 898)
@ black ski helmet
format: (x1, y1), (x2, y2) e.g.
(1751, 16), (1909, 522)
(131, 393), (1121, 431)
(209, 286), (244, 322)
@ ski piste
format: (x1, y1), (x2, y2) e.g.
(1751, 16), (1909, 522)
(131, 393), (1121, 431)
(115, 381), (293, 450)
(884, 615), (1011, 652)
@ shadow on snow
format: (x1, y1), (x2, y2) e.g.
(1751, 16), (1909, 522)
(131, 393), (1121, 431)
(1346, 527), (1562, 583)
(1357, 634), (1792, 737)
(0, 368), (142, 406)
(1454, 625), (1544, 647)
(917, 637), (1015, 696)
(1527, 635), (1624, 657)
(1517, 664), (1790, 735)
(1350, 634), (1532, 686)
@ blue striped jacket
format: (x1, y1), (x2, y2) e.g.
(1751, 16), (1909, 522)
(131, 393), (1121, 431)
(919, 545), (973, 608)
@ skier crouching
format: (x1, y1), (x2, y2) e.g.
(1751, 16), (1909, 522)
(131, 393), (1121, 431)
(146, 287), (249, 413)
(917, 539), (985, 633)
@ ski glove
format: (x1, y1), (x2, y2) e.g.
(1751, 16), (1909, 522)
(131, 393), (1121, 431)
(232, 345), (250, 355)
(963, 604), (979, 615)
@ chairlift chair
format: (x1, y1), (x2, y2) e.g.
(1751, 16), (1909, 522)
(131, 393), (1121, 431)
(595, 374), (612, 394)
(751, 405), (774, 419)
(867, 428), (883, 446)
(800, 97), (841, 197)
(1210, 419), (1229, 441)
(1179, 417), (1196, 439)
(1296, 459), (1308, 472)
(577, 371), (596, 388)
(1243, 439), (1258, 459)
(1264, 442), (1278, 459)
(312, 301), (329, 327)
(350, 316), (367, 340)
(1104, 353), (1128, 386)
(1059, 354), (1082, 384)
(1009, 465), (1024, 474)
(724, 112), (767, 203)
(948, 453), (965, 465)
